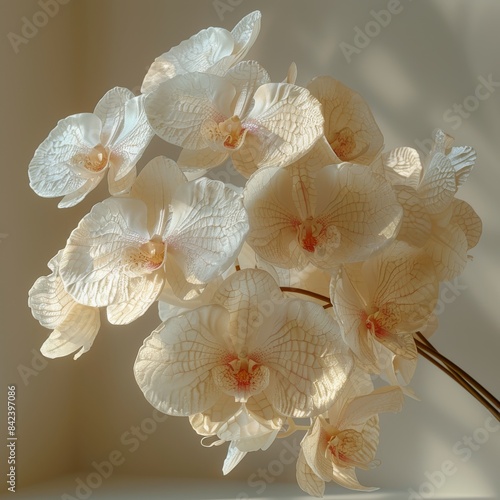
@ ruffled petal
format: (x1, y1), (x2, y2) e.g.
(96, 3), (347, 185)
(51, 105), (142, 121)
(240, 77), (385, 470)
(29, 252), (101, 360)
(244, 166), (304, 269)
(382, 147), (422, 190)
(212, 269), (281, 350)
(338, 386), (404, 429)
(40, 305), (100, 360)
(145, 72), (235, 149)
(107, 164), (136, 196)
(307, 76), (383, 165)
(447, 145), (476, 187)
(93, 87), (135, 145)
(134, 305), (231, 416)
(105, 273), (165, 325)
(450, 198), (482, 250)
(425, 222), (468, 281)
(296, 448), (325, 498)
(241, 82), (324, 170)
(394, 186), (432, 248)
(224, 11), (261, 71)
(313, 164), (402, 267)
(141, 27), (234, 93)
(166, 178), (249, 284)
(109, 94), (154, 180)
(28, 113), (103, 203)
(258, 299), (352, 417)
(418, 152), (457, 213)
(59, 197), (163, 308)
(130, 156), (187, 236)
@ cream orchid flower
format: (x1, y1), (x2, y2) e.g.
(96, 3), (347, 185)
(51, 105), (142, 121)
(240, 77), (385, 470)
(307, 76), (384, 166)
(145, 61), (324, 177)
(297, 374), (404, 496)
(29, 87), (154, 207)
(58, 156), (248, 325)
(134, 268), (353, 422)
(141, 11), (261, 94)
(244, 163), (402, 270)
(332, 242), (438, 382)
(28, 251), (100, 360)
(383, 130), (482, 280)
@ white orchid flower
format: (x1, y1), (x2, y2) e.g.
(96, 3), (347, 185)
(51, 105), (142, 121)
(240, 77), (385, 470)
(28, 251), (100, 360)
(28, 87), (154, 208)
(244, 163), (402, 270)
(383, 130), (481, 280)
(297, 377), (404, 496)
(134, 268), (353, 423)
(141, 11), (261, 94)
(58, 156), (248, 325)
(332, 242), (438, 382)
(307, 76), (384, 166)
(145, 60), (324, 177)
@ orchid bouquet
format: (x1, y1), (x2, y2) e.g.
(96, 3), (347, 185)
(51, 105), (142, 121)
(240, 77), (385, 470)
(27, 11), (498, 497)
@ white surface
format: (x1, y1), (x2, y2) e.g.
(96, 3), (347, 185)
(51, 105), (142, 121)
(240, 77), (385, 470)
(1, 0), (499, 498)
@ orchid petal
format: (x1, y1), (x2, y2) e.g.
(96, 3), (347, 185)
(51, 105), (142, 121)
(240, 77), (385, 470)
(382, 147), (422, 190)
(418, 152), (456, 213)
(447, 146), (476, 187)
(394, 186), (432, 248)
(450, 199), (482, 250)
(94, 87), (135, 145)
(110, 94), (154, 180)
(307, 76), (383, 165)
(145, 72), (235, 149)
(313, 164), (402, 266)
(59, 197), (164, 310)
(222, 443), (247, 475)
(339, 386), (404, 429)
(28, 113), (102, 202)
(40, 305), (100, 360)
(130, 157), (187, 236)
(134, 305), (231, 416)
(177, 147), (228, 171)
(244, 166), (304, 269)
(166, 178), (249, 284)
(296, 448), (326, 498)
(141, 27), (234, 94)
(243, 82), (324, 168)
(425, 222), (468, 281)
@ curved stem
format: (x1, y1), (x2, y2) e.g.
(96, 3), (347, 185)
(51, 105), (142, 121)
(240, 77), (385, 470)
(280, 286), (331, 304)
(415, 333), (499, 408)
(415, 340), (500, 421)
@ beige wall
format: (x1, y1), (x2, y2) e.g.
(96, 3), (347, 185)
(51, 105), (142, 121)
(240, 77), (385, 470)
(1, 0), (499, 497)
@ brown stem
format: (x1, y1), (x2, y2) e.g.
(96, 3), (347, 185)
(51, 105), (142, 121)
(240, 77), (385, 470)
(280, 286), (331, 304)
(415, 333), (499, 408)
(416, 342), (500, 421)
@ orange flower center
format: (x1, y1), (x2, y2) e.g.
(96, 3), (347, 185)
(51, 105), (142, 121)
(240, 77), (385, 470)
(219, 116), (245, 149)
(72, 144), (109, 172)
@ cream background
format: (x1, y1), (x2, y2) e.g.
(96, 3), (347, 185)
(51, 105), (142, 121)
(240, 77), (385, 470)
(1, 0), (499, 498)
